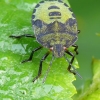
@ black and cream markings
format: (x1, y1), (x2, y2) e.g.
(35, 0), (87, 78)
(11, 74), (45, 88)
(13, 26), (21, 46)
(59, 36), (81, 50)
(32, 0), (76, 26)
(49, 11), (61, 16)
(48, 5), (60, 9)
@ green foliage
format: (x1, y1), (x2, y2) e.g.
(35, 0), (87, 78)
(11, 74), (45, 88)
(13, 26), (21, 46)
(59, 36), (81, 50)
(74, 58), (100, 100)
(0, 0), (79, 100)
(96, 33), (100, 37)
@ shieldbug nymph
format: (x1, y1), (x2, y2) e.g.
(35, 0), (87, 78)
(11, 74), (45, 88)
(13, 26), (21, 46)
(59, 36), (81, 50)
(10, 0), (81, 82)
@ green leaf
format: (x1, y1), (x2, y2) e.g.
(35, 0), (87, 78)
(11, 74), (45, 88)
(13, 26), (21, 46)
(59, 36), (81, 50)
(96, 33), (100, 37)
(0, 1), (79, 100)
(74, 58), (100, 100)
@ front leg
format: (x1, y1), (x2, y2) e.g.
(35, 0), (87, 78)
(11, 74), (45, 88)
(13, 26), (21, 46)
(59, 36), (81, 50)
(65, 50), (76, 75)
(33, 51), (50, 82)
(65, 50), (82, 78)
(9, 34), (35, 39)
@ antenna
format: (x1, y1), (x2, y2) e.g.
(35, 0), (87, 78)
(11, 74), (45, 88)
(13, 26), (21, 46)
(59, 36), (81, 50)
(42, 55), (55, 83)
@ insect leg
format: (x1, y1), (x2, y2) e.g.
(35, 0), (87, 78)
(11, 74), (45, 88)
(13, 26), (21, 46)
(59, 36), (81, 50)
(72, 44), (78, 55)
(65, 50), (82, 78)
(77, 30), (80, 34)
(9, 34), (35, 39)
(33, 51), (50, 82)
(22, 46), (43, 63)
(65, 50), (76, 75)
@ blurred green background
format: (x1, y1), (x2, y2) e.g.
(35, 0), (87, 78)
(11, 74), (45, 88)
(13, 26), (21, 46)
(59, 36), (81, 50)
(0, 0), (100, 99)
(68, 0), (100, 88)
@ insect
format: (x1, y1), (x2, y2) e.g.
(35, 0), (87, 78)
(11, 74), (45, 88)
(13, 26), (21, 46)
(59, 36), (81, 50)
(10, 0), (80, 82)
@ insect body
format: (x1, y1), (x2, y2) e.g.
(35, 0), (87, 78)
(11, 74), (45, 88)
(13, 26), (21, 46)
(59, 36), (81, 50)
(32, 0), (78, 57)
(10, 0), (80, 82)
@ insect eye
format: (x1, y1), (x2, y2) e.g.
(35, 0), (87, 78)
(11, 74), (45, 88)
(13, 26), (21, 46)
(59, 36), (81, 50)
(50, 47), (53, 51)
